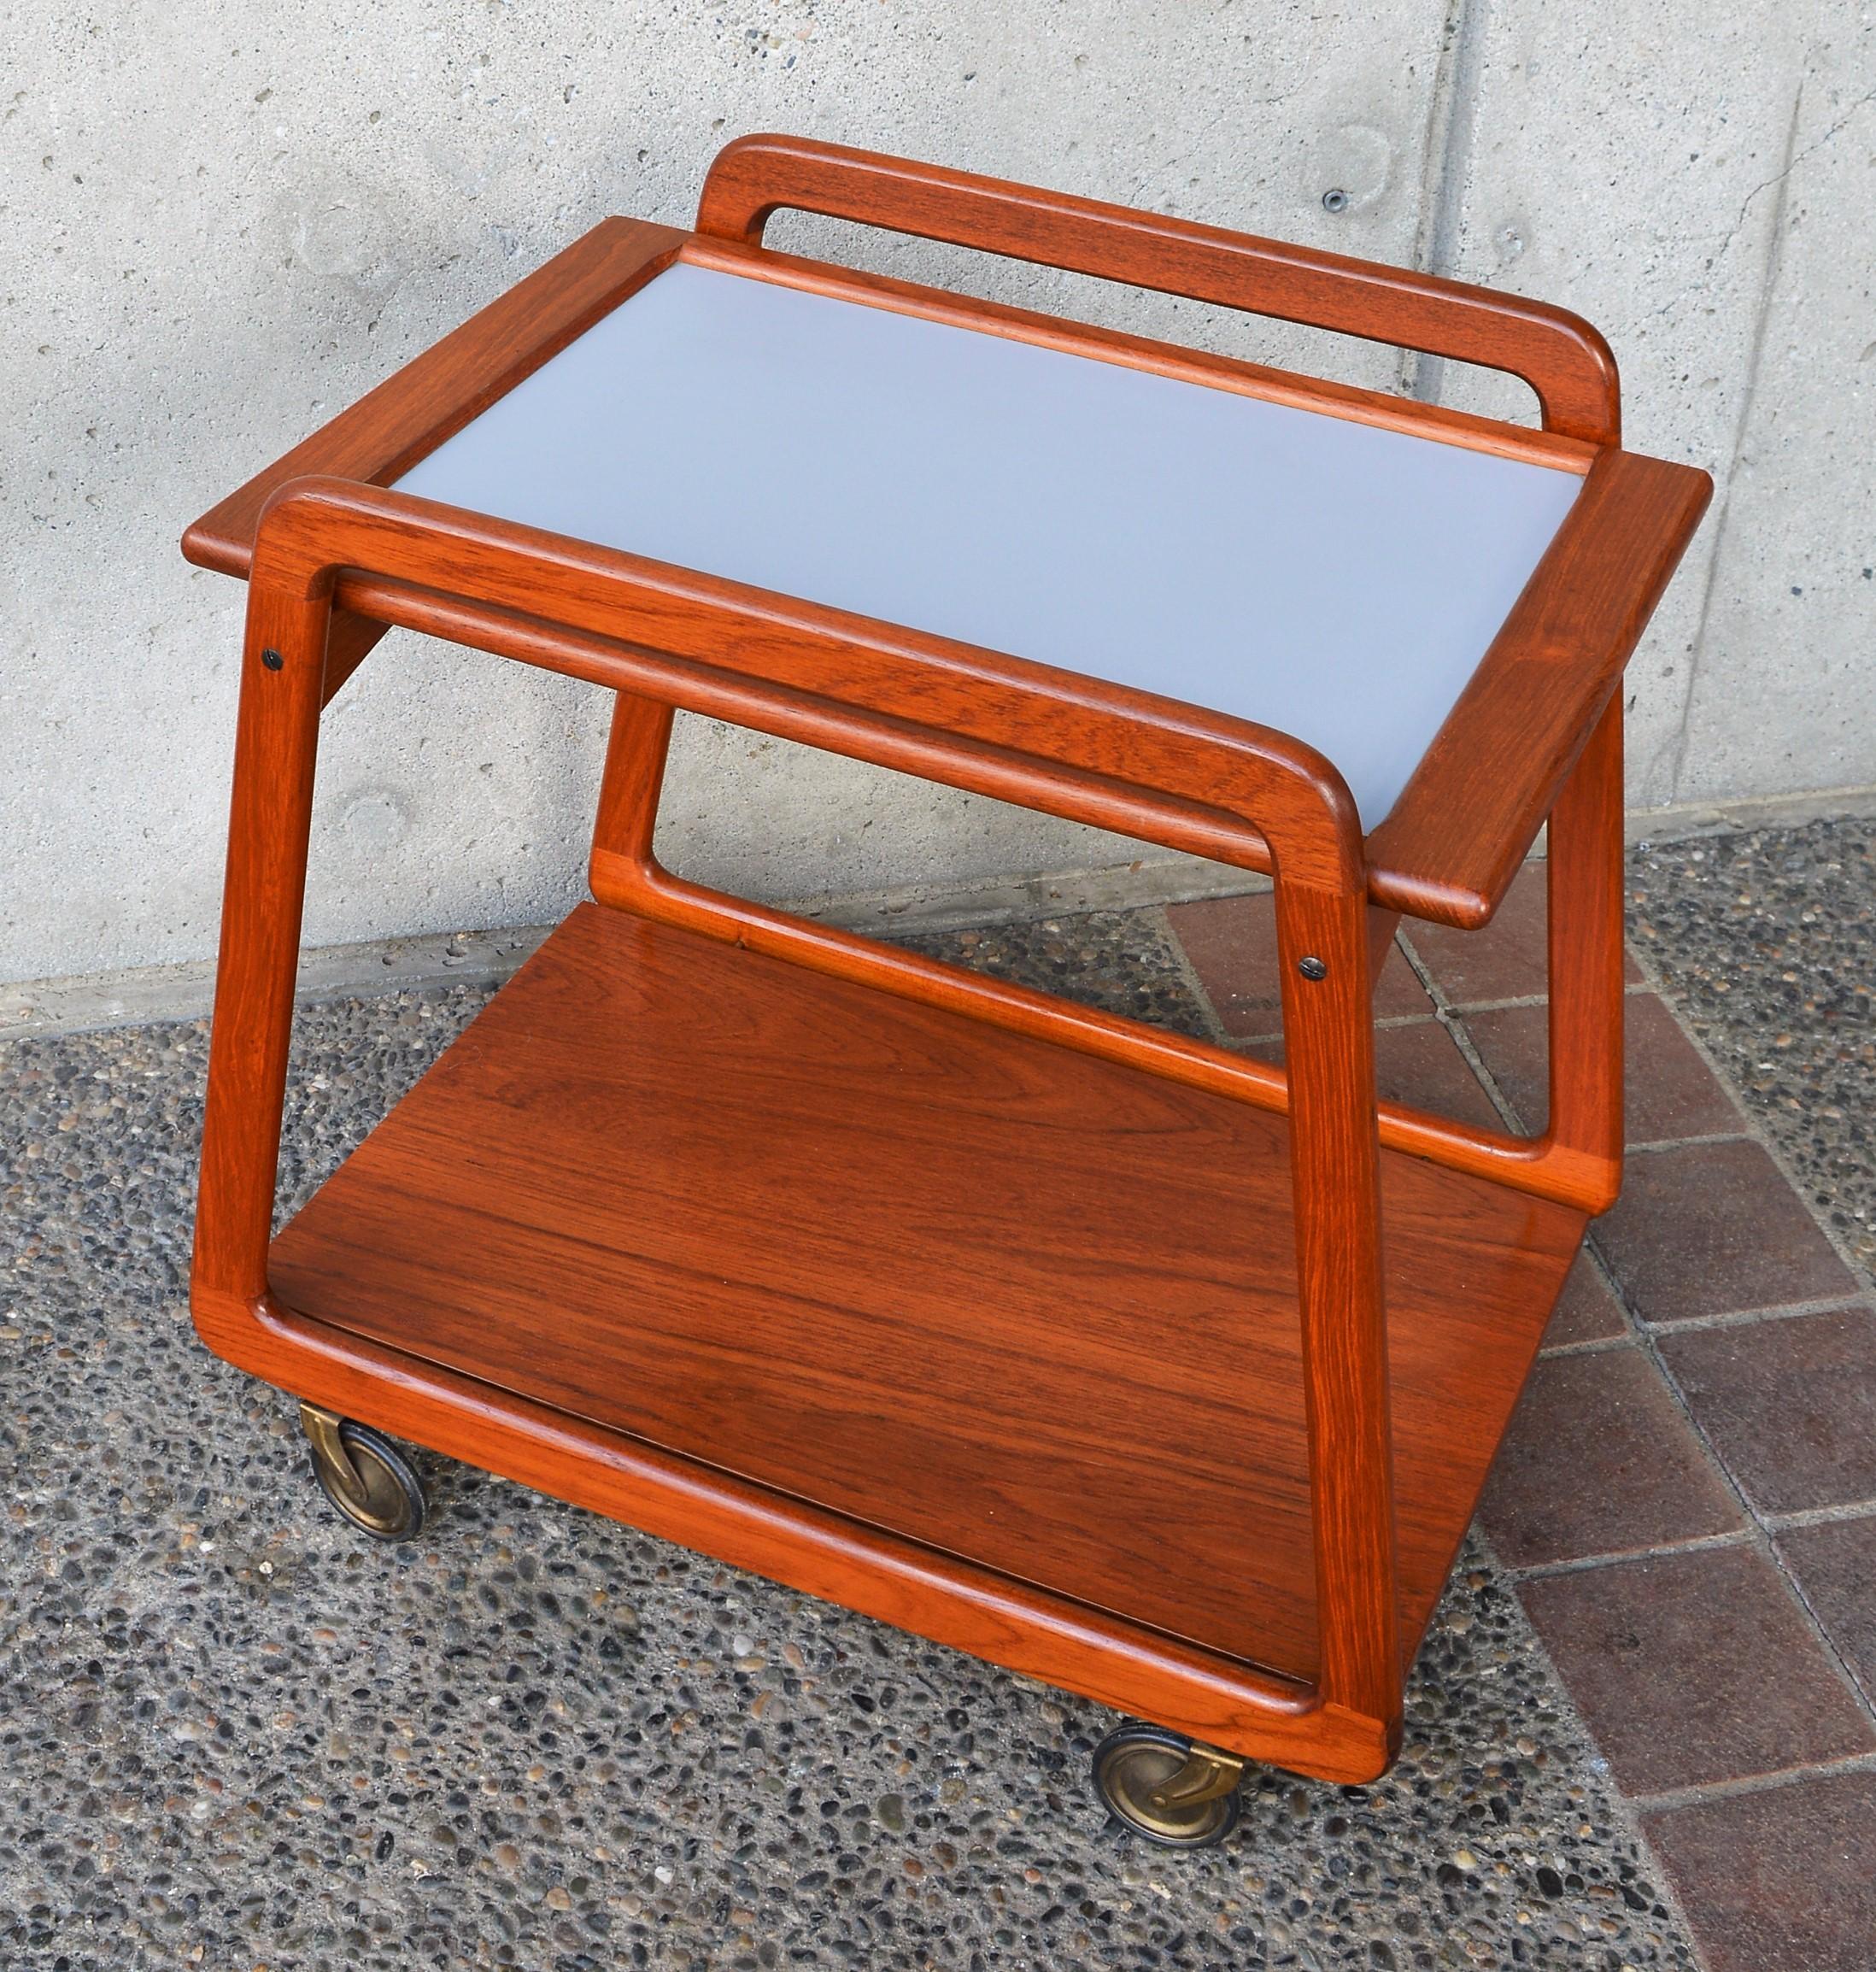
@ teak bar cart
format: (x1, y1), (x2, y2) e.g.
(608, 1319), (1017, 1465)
(185, 136), (1711, 1846)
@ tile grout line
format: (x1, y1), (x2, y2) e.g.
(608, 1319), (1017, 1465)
(1621, 965), (1876, 1729)
(1621, 1250), (1876, 1735)
(1214, 1003), (1586, 1050)
(1508, 1250), (1876, 1954)
(1560, 1213), (1647, 1351)
(1636, 1290), (1876, 1335)
(1632, 1297), (1876, 1740)
(1762, 1497), (1876, 1533)
(1382, 910), (1854, 1894)
(1432, 906), (1876, 1920)
(1634, 835), (1876, 1285)
(1202, 1007), (1472, 1052)
(1424, 901), (1875, 1731)
(1469, 1524), (1716, 1969)
(1539, 1285), (1876, 1365)
(1392, 933), (1527, 1136)
(1539, 1288), (1876, 1356)
(1141, 904), (1236, 1052)
(1537, 1334), (1637, 1361)
(1504, 1529), (1758, 1583)
(1624, 912), (1876, 1298)
(1156, 920), (1475, 1057)
(1623, 1130), (1756, 1156)
(1625, 1749), (1876, 1818)
(1441, 980), (1663, 1016)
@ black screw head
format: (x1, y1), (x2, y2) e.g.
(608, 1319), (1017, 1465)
(1297, 955), (1328, 981)
(1322, 188), (1350, 214)
(261, 648), (284, 671)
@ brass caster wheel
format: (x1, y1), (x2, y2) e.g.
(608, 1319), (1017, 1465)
(299, 1401), (425, 1542)
(1092, 1723), (1244, 1849)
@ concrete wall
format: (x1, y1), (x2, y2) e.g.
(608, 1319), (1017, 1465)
(3, 1), (1871, 983)
(1432, 0), (1876, 812)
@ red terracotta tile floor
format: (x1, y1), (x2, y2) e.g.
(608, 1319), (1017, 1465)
(1163, 863), (1876, 1972)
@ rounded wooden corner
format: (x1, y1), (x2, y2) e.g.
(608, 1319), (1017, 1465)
(697, 130), (803, 243)
(1574, 1153), (1625, 1218)
(188, 1277), (272, 1369)
(587, 845), (664, 911)
(691, 133), (1621, 445)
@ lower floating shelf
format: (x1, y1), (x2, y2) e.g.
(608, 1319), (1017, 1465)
(271, 901), (1582, 1685)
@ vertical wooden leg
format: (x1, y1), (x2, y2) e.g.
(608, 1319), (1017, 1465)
(191, 580), (333, 1316)
(1366, 907), (1402, 997)
(319, 607), (389, 707)
(588, 691), (676, 904)
(1545, 697), (1626, 1209)
(1274, 874), (1400, 1742)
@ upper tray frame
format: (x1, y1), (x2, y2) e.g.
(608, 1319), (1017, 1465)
(184, 132), (1709, 930)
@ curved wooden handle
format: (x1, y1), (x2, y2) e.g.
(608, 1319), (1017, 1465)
(698, 133), (1619, 445)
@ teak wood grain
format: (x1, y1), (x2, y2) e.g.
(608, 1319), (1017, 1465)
(1365, 451), (1708, 927)
(269, 903), (1581, 1681)
(676, 233), (1598, 477)
(697, 132), (1624, 445)
(196, 1291), (1393, 1777)
(184, 135), (1714, 1787)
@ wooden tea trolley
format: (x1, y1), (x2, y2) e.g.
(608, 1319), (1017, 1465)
(185, 137), (1709, 1846)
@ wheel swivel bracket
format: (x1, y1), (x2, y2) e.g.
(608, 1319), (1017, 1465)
(298, 1400), (370, 1510)
(1146, 1743), (1246, 1812)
